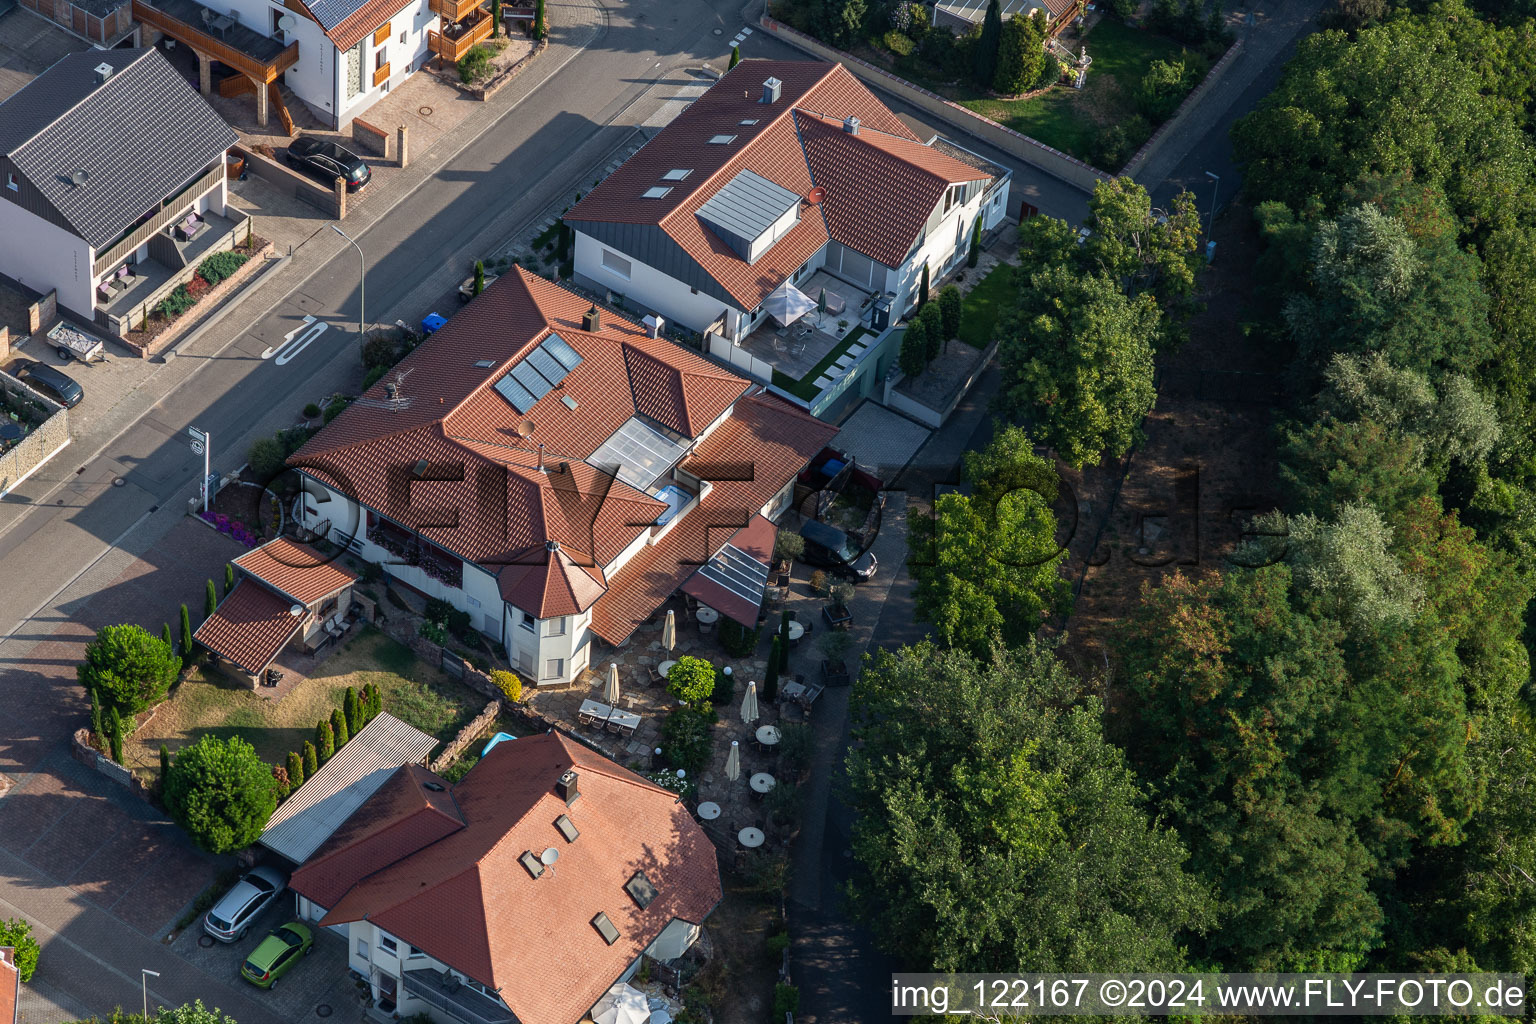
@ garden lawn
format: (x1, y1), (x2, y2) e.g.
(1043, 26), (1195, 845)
(959, 19), (1196, 163)
(772, 327), (870, 401)
(958, 264), (1016, 349)
(126, 627), (482, 782)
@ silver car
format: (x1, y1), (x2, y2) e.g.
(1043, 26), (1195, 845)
(204, 866), (287, 942)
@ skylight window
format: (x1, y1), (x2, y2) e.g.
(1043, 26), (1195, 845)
(738, 118), (759, 125)
(588, 416), (691, 492)
(662, 168), (692, 181)
(519, 851), (544, 879)
(642, 186), (673, 199)
(625, 871), (658, 909)
(592, 912), (620, 945)
(708, 134), (737, 144)
(555, 814), (579, 842)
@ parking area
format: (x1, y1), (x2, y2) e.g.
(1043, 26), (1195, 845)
(830, 400), (932, 482)
(171, 905), (361, 1019)
(0, 8), (91, 103)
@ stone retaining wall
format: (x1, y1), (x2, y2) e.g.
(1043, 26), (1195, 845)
(429, 700), (502, 772)
(0, 369), (68, 499)
(758, 14), (1112, 194)
(72, 728), (156, 803)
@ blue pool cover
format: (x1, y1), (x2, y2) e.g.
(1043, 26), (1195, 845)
(654, 485), (690, 527)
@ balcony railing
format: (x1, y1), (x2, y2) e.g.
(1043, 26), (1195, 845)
(92, 162), (225, 279)
(428, 7), (492, 62)
(401, 966), (512, 1024)
(131, 0), (298, 82)
(366, 518), (464, 590)
(428, 0), (485, 24)
(372, 62), (391, 87)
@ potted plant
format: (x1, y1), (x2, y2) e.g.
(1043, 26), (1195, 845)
(773, 530), (804, 582)
(819, 629), (854, 687)
(822, 581), (854, 630)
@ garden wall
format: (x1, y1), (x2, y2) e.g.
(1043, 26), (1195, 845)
(1119, 37), (1243, 179)
(758, 15), (1112, 194)
(235, 144), (343, 218)
(429, 699), (501, 772)
(0, 273), (58, 334)
(883, 335), (1001, 428)
(0, 369), (68, 500)
(118, 240), (276, 359)
(350, 118), (395, 162)
(72, 728), (156, 803)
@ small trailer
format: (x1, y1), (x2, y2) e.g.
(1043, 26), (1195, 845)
(47, 321), (105, 364)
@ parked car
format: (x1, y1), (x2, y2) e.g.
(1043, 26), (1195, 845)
(458, 272), (499, 302)
(285, 135), (371, 192)
(799, 519), (877, 582)
(16, 361), (83, 408)
(240, 921), (313, 989)
(204, 866), (287, 942)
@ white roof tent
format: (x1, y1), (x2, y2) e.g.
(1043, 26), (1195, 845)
(696, 168), (803, 265)
(259, 713), (438, 864)
(935, 0), (1047, 24)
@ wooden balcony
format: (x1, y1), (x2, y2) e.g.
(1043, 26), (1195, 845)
(92, 162), (226, 280)
(132, 0), (298, 82)
(428, 0), (485, 24)
(428, 7), (492, 62)
(372, 62), (390, 87)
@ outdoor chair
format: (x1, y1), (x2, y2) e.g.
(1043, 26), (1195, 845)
(646, 664), (663, 687)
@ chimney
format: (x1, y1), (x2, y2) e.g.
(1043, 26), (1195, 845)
(843, 115), (860, 135)
(762, 77), (782, 104)
(93, 61), (114, 85)
(556, 769), (580, 805)
(582, 305), (601, 332)
(537, 442), (546, 473)
(642, 314), (664, 339)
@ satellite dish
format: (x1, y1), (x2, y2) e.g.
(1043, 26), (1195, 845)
(540, 847), (560, 866)
(70, 169), (90, 187)
(289, 604), (304, 616)
(514, 418), (537, 438)
(277, 13), (296, 30)
(805, 186), (826, 204)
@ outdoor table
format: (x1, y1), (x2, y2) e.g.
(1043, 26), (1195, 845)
(750, 772), (776, 794)
(696, 606), (719, 625)
(738, 827), (765, 848)
(787, 620), (805, 644)
(658, 659), (678, 679)
(579, 699), (613, 725)
(608, 708), (641, 734)
(755, 725), (781, 748)
(697, 801), (722, 820)
(781, 681), (807, 701)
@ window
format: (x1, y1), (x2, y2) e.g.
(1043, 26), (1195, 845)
(517, 649), (534, 676)
(375, 48), (387, 72)
(5, 172), (16, 192)
(543, 616), (566, 637)
(407, 946), (426, 959)
(356, 939), (369, 960)
(544, 658), (564, 679)
(520, 611), (535, 632)
(708, 134), (736, 144)
(379, 935), (397, 954)
(399, 30), (406, 42)
(642, 186), (672, 199)
(601, 249), (631, 280)
(662, 168), (692, 181)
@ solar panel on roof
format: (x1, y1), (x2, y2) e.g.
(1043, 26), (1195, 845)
(526, 346), (565, 387)
(493, 373), (537, 413)
(542, 333), (583, 371)
(512, 361), (554, 403)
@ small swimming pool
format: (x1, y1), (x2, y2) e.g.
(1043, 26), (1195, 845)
(653, 485), (691, 527)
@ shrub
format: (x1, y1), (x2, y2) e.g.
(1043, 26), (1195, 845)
(362, 365), (388, 391)
(718, 616), (761, 658)
(107, 706), (124, 763)
(780, 722), (815, 776)
(362, 333), (400, 370)
(968, 217), (982, 268)
(773, 529), (805, 564)
(938, 285), (963, 340)
(458, 45), (494, 83)
(0, 919), (40, 982)
(918, 263), (930, 308)
(1138, 58), (1195, 123)
(163, 622), (174, 651)
(1035, 51), (1062, 91)
(345, 686), (361, 734)
(198, 250), (248, 286)
(163, 735), (277, 853)
(323, 396), (351, 423)
(205, 578), (218, 618)
(287, 750), (305, 788)
(660, 705), (715, 774)
(317, 720), (335, 762)
(156, 285), (195, 320)
(709, 665), (735, 706)
(491, 669), (522, 702)
(271, 762), (290, 800)
(89, 688), (106, 751)
(180, 603), (195, 664)
(248, 437), (286, 478)
(774, 984), (800, 1021)
(303, 741), (318, 777)
(667, 655), (716, 706)
(766, 779), (802, 828)
(881, 29), (914, 55)
(426, 597), (454, 621)
(766, 931), (791, 958)
(77, 624), (181, 715)
(331, 707), (350, 746)
(361, 561), (383, 584)
(418, 618), (449, 645)
(900, 319), (928, 376)
(224, 563), (235, 594)
(919, 302), (945, 360)
(302, 402), (322, 419)
(809, 569), (831, 596)
(830, 580), (856, 610)
(160, 744), (171, 780)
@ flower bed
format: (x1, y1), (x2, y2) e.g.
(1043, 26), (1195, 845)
(120, 236), (270, 357)
(199, 510), (259, 548)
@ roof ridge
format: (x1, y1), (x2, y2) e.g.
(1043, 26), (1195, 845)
(656, 62), (842, 236)
(293, 776), (465, 877)
(797, 110), (951, 183)
(9, 49), (154, 156)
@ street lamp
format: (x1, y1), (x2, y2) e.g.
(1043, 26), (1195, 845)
(141, 968), (160, 1020)
(330, 224), (366, 339)
(1204, 170), (1221, 234)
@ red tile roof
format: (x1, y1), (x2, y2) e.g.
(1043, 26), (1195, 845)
(290, 763), (464, 908)
(591, 394), (837, 644)
(497, 542), (608, 618)
(565, 59), (997, 309)
(234, 537), (357, 607)
(307, 733), (722, 1024)
(0, 948), (17, 1024)
(193, 580), (303, 674)
(680, 514), (778, 627)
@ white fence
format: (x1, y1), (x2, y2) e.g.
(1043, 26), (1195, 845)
(708, 333), (775, 383)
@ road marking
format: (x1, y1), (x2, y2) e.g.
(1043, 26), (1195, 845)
(260, 314), (331, 365)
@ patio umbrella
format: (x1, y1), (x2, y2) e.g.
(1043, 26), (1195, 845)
(604, 662), (621, 705)
(726, 739), (741, 782)
(741, 680), (760, 726)
(591, 982), (649, 1024)
(817, 287), (828, 325)
(764, 279), (816, 326)
(662, 609), (676, 653)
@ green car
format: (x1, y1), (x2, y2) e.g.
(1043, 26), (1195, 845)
(240, 921), (313, 989)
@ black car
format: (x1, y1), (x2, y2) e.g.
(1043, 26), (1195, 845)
(799, 519), (877, 582)
(17, 361), (82, 408)
(285, 136), (371, 192)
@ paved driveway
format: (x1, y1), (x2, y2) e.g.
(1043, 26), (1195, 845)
(171, 914), (360, 1020)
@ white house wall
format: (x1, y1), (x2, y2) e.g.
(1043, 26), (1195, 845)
(890, 183), (1003, 318)
(280, 8), (336, 120)
(0, 201), (93, 318)
(334, 0), (435, 127)
(573, 231), (743, 338)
